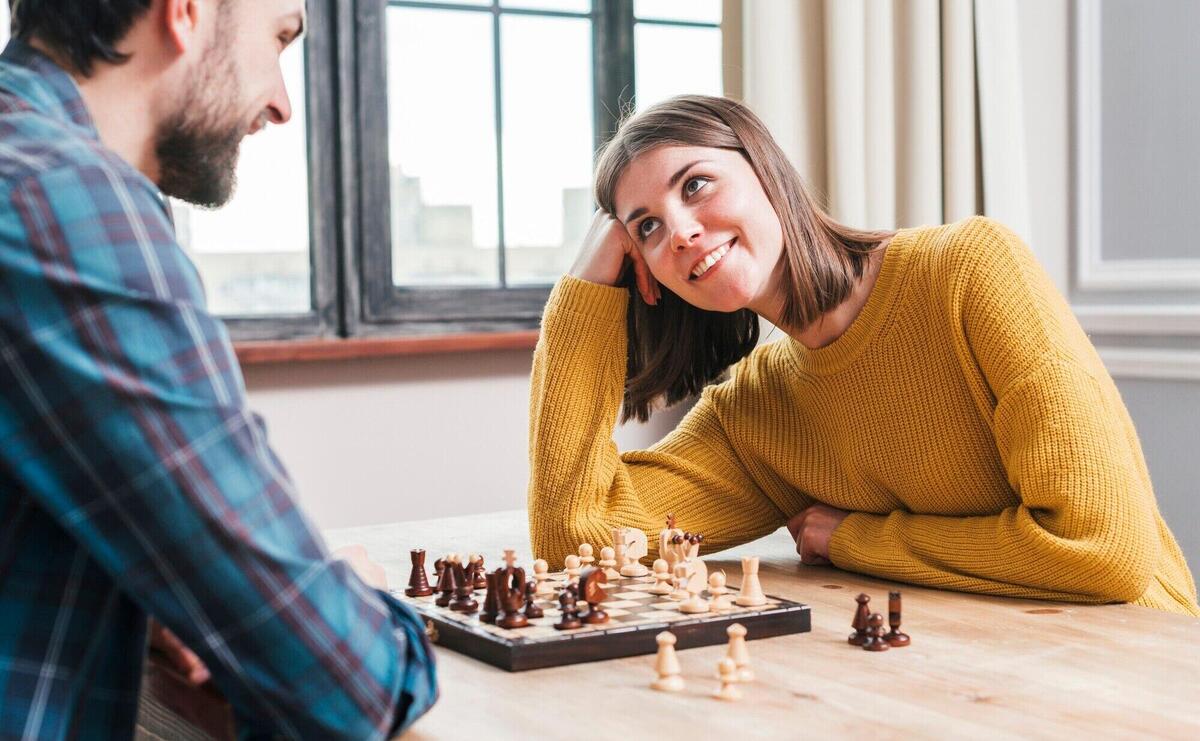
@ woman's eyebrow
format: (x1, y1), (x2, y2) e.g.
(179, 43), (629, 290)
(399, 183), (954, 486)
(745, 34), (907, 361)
(623, 160), (709, 223)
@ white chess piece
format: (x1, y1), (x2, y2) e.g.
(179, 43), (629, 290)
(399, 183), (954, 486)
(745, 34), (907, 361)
(713, 657), (742, 701)
(668, 563), (689, 601)
(533, 558), (554, 597)
(685, 557), (708, 595)
(725, 623), (753, 682)
(679, 569), (711, 614)
(564, 554), (582, 583)
(618, 528), (649, 577)
(648, 558), (673, 595)
(597, 546), (621, 580)
(578, 543), (595, 568)
(734, 556), (767, 607)
(650, 632), (685, 692)
(708, 571), (728, 595)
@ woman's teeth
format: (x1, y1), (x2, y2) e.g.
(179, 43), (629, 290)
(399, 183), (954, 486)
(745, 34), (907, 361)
(692, 240), (733, 279)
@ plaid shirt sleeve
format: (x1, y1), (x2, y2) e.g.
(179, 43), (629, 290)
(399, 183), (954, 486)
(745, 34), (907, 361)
(0, 153), (437, 738)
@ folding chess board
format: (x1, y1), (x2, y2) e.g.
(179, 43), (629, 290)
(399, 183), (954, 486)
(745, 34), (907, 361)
(395, 570), (811, 672)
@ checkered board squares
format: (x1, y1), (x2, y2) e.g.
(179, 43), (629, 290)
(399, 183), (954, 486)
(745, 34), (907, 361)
(395, 569), (811, 672)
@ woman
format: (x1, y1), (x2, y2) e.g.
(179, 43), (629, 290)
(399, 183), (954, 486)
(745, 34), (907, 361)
(527, 95), (1198, 615)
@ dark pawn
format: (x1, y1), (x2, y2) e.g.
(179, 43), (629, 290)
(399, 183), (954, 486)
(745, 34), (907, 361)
(473, 555), (488, 590)
(523, 580), (544, 619)
(405, 548), (433, 597)
(434, 557), (456, 607)
(862, 612), (890, 651)
(554, 585), (583, 630)
(849, 593), (871, 646)
(450, 561), (478, 612)
(480, 570), (500, 623)
(885, 590), (911, 647)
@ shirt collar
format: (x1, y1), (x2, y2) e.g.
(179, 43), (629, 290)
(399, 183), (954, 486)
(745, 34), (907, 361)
(0, 38), (99, 138)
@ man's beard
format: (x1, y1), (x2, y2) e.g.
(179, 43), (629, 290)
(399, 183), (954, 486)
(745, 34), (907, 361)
(154, 46), (247, 208)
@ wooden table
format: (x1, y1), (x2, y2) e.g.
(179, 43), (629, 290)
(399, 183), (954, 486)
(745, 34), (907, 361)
(140, 510), (1200, 739)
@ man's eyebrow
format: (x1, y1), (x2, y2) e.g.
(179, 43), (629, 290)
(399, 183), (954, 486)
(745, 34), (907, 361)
(623, 160), (707, 224)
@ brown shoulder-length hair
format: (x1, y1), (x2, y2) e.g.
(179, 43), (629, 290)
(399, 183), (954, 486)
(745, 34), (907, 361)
(594, 95), (893, 423)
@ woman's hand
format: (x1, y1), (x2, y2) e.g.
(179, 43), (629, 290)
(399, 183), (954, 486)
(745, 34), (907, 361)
(149, 619), (210, 686)
(569, 209), (660, 305)
(787, 503), (851, 565)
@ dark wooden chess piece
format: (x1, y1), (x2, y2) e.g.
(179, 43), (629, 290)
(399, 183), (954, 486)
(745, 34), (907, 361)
(480, 570), (500, 623)
(523, 579), (544, 619)
(849, 593), (871, 646)
(449, 561), (478, 612)
(554, 584), (583, 630)
(434, 556), (456, 608)
(578, 567), (609, 624)
(885, 590), (910, 647)
(472, 555), (488, 590)
(497, 566), (529, 629)
(463, 558), (480, 594)
(862, 612), (890, 651)
(405, 548), (433, 597)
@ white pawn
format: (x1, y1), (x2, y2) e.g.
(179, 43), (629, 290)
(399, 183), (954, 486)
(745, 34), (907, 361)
(713, 658), (742, 701)
(650, 632), (685, 692)
(668, 563), (690, 601)
(734, 556), (767, 607)
(649, 558), (673, 595)
(725, 623), (753, 682)
(533, 558), (554, 597)
(564, 554), (582, 583)
(578, 543), (595, 568)
(597, 546), (621, 580)
(709, 571), (736, 611)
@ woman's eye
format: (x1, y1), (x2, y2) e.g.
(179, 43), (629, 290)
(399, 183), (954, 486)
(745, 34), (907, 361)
(638, 218), (660, 239)
(684, 176), (710, 196)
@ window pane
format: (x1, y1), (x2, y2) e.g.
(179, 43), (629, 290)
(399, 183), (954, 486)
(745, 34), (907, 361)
(634, 0), (721, 24)
(501, 15), (593, 286)
(499, 0), (590, 12)
(175, 43), (311, 316)
(387, 8), (499, 287)
(634, 24), (723, 110)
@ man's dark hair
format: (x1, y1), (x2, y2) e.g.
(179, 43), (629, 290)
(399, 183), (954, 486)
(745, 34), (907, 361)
(11, 0), (154, 76)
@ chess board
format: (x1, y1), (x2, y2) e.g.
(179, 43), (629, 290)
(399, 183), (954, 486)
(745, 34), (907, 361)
(395, 570), (811, 672)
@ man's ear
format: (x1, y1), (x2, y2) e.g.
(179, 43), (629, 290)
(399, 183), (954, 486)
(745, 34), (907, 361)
(162, 0), (203, 54)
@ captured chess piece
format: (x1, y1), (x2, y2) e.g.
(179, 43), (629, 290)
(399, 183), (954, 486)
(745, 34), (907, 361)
(578, 567), (610, 624)
(713, 657), (742, 701)
(523, 580), (544, 619)
(862, 612), (890, 652)
(650, 631), (685, 692)
(532, 558), (554, 597)
(554, 584), (583, 630)
(449, 560), (478, 613)
(579, 543), (595, 568)
(649, 558), (673, 595)
(885, 590), (911, 647)
(849, 593), (871, 646)
(598, 546), (621, 580)
(725, 623), (753, 682)
(405, 548), (433, 597)
(734, 555), (767, 607)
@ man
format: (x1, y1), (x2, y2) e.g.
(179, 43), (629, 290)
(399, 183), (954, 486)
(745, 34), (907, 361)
(0, 1), (437, 738)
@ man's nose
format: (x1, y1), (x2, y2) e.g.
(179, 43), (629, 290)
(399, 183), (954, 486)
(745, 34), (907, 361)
(266, 68), (293, 125)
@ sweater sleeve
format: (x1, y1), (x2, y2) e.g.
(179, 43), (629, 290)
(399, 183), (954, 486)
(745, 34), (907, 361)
(828, 218), (1160, 604)
(528, 276), (787, 565)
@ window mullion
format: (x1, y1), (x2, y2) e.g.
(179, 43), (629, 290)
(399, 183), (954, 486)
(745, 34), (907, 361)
(492, 2), (508, 289)
(593, 0), (635, 154)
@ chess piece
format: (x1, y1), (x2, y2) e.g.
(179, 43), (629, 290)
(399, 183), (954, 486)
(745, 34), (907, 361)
(669, 563), (690, 601)
(480, 570), (500, 623)
(849, 593), (871, 646)
(615, 527), (649, 577)
(503, 549), (517, 569)
(470, 554), (487, 590)
(434, 555), (456, 607)
(649, 558), (673, 595)
(449, 561), (478, 613)
(554, 584), (583, 630)
(523, 580), (544, 619)
(679, 569), (711, 614)
(463, 555), (481, 594)
(713, 658), (742, 701)
(532, 558), (554, 597)
(708, 571), (728, 596)
(579, 543), (595, 568)
(885, 591), (911, 647)
(862, 612), (889, 651)
(597, 547), (621, 580)
(579, 567), (610, 624)
(564, 554), (582, 583)
(734, 556), (767, 607)
(405, 548), (433, 597)
(659, 513), (686, 572)
(685, 555), (708, 596)
(497, 566), (529, 629)
(650, 631), (685, 692)
(612, 539), (629, 574)
(725, 623), (753, 682)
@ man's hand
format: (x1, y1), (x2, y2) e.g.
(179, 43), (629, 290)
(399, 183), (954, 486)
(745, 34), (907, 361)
(149, 619), (210, 686)
(786, 503), (851, 566)
(332, 544), (389, 590)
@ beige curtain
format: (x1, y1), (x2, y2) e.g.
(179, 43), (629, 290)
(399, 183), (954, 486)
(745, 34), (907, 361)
(740, 0), (1030, 237)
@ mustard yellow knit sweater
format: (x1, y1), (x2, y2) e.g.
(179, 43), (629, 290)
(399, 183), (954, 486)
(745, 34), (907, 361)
(528, 216), (1199, 615)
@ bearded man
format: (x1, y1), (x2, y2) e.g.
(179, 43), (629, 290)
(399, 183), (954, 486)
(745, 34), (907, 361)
(0, 2), (437, 738)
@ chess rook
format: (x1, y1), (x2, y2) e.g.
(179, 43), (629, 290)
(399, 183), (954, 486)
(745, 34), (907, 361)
(405, 548), (433, 597)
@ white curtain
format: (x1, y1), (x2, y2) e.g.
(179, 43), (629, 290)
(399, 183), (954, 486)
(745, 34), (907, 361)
(741, 0), (1030, 238)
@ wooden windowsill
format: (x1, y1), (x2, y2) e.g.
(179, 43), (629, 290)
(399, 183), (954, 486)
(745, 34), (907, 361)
(233, 330), (540, 365)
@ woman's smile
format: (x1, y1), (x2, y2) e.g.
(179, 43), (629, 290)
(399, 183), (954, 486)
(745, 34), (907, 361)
(689, 237), (737, 281)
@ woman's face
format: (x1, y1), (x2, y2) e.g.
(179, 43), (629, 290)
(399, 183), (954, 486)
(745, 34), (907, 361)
(613, 145), (784, 314)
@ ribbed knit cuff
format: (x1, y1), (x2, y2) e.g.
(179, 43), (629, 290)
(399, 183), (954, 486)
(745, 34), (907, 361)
(545, 274), (629, 322)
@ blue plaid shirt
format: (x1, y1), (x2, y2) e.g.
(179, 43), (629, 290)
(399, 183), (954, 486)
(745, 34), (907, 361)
(0, 40), (437, 740)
